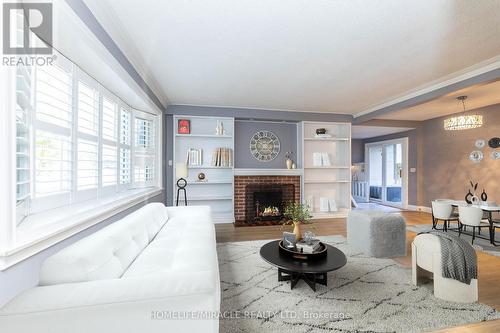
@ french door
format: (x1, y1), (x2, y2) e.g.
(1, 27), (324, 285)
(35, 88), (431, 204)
(365, 138), (408, 208)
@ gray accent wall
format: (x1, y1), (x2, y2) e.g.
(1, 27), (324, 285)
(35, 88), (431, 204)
(351, 139), (364, 164)
(420, 104), (500, 206)
(0, 193), (164, 307)
(235, 121), (299, 169)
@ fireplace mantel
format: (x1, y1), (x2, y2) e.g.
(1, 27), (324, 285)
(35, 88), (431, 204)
(234, 168), (302, 176)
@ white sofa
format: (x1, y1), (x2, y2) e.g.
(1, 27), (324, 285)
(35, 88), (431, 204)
(0, 203), (220, 333)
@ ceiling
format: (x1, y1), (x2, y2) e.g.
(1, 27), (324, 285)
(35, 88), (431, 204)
(376, 79), (500, 121)
(83, 0), (500, 116)
(351, 126), (414, 140)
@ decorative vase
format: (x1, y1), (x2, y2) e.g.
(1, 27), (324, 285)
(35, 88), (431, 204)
(481, 189), (488, 202)
(285, 158), (293, 169)
(291, 162), (296, 169)
(465, 190), (473, 204)
(293, 222), (302, 241)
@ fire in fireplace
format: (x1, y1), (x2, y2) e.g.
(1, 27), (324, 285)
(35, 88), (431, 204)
(245, 184), (295, 224)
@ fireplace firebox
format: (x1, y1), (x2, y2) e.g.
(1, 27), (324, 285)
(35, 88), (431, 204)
(245, 184), (295, 224)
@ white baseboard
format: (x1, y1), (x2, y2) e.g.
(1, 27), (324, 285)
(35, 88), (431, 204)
(407, 205), (431, 213)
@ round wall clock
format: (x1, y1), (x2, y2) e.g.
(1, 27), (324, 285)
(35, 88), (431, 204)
(249, 131), (280, 162)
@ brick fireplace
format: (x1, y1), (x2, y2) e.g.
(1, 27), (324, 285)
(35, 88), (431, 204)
(234, 176), (301, 226)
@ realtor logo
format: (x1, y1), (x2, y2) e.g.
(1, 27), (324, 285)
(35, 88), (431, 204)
(3, 2), (53, 55)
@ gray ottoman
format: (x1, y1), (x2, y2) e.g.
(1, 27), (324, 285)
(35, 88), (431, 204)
(347, 211), (406, 258)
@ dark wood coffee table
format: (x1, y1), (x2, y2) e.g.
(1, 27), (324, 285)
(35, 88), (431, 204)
(260, 240), (347, 291)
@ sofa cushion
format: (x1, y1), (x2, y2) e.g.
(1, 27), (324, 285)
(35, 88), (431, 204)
(39, 203), (169, 286)
(122, 216), (215, 278)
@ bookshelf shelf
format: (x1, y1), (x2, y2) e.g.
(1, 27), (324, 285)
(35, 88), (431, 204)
(174, 115), (235, 223)
(304, 180), (350, 184)
(175, 134), (233, 138)
(302, 122), (351, 218)
(304, 137), (349, 141)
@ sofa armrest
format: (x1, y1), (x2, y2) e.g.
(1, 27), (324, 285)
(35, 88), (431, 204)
(166, 205), (211, 219)
(0, 270), (217, 316)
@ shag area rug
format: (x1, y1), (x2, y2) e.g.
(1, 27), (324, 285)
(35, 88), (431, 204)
(217, 235), (500, 333)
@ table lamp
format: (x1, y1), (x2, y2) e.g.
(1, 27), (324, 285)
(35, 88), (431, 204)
(176, 163), (188, 206)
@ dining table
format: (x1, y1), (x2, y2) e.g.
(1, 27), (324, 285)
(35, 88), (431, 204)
(448, 200), (500, 245)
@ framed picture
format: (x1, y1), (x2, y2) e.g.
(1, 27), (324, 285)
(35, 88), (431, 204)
(282, 232), (296, 248)
(178, 119), (191, 134)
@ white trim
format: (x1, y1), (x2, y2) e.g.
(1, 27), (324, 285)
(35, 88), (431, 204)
(234, 168), (303, 176)
(365, 137), (409, 209)
(354, 55), (500, 118)
(0, 188), (162, 270)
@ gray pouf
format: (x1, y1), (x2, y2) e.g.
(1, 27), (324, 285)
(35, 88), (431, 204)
(347, 211), (406, 258)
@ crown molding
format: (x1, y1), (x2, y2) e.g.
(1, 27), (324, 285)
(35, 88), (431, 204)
(353, 55), (500, 122)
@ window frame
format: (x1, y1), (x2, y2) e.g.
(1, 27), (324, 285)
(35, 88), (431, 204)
(132, 110), (157, 188)
(99, 88), (120, 196)
(74, 69), (100, 202)
(30, 55), (73, 214)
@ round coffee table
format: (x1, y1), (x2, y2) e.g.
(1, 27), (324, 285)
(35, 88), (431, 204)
(260, 240), (347, 291)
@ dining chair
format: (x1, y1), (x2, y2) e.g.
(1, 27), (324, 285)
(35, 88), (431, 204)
(431, 200), (458, 231)
(458, 205), (490, 244)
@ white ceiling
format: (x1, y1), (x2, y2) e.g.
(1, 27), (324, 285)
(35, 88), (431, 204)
(83, 0), (500, 115)
(376, 79), (500, 121)
(351, 126), (414, 140)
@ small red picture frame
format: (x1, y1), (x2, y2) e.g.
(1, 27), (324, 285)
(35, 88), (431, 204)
(178, 119), (190, 134)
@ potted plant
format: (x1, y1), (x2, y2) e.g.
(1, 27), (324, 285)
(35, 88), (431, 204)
(282, 202), (312, 241)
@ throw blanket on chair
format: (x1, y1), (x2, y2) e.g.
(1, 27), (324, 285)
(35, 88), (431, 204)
(419, 231), (477, 284)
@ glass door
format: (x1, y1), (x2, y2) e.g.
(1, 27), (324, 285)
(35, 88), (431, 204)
(384, 143), (403, 205)
(368, 146), (383, 201)
(366, 139), (407, 207)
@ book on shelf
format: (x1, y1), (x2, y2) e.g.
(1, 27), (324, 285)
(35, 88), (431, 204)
(212, 147), (233, 167)
(312, 152), (330, 166)
(319, 197), (337, 212)
(186, 148), (203, 166)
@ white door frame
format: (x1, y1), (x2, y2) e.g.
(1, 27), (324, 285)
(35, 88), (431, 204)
(364, 137), (409, 209)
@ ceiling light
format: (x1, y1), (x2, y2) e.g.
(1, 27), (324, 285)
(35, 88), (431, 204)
(443, 96), (483, 131)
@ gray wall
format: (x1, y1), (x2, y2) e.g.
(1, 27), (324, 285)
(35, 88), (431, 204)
(235, 121), (298, 169)
(351, 139), (364, 164)
(0, 193), (164, 307)
(420, 104), (500, 206)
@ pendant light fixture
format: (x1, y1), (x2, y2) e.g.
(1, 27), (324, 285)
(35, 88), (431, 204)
(443, 96), (483, 131)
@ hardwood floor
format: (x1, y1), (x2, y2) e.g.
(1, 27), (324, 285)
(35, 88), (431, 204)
(215, 210), (500, 332)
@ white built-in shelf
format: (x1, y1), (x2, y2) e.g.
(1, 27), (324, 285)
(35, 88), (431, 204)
(187, 180), (233, 185)
(188, 166), (233, 169)
(304, 180), (350, 184)
(302, 121), (351, 219)
(309, 209), (350, 219)
(189, 195), (233, 201)
(176, 134), (233, 138)
(304, 137), (349, 141)
(234, 168), (302, 176)
(174, 115), (235, 224)
(305, 166), (350, 169)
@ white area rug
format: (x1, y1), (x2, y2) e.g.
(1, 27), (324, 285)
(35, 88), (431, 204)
(217, 235), (500, 333)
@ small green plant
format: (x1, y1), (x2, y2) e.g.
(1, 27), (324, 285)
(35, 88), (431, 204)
(282, 202), (312, 225)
